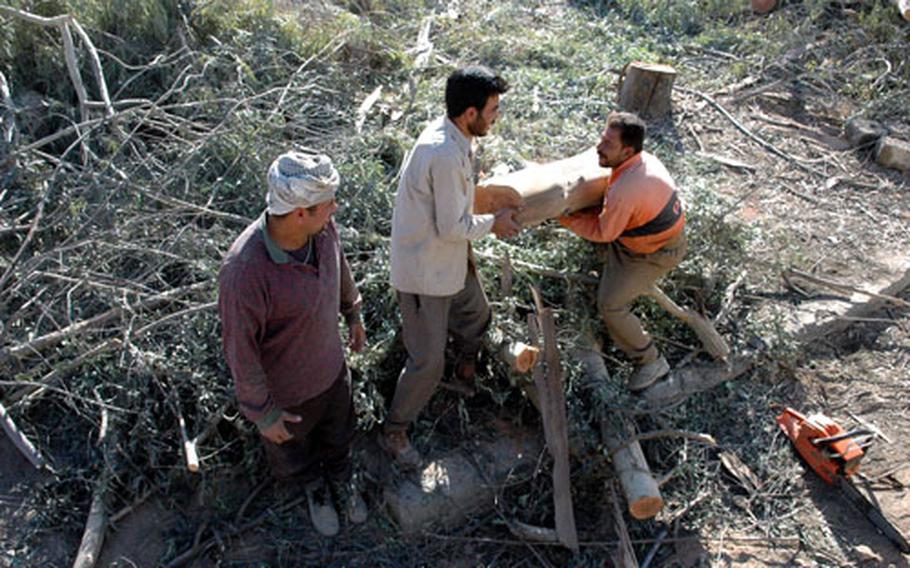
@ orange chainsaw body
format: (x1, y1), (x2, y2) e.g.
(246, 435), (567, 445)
(775, 407), (864, 484)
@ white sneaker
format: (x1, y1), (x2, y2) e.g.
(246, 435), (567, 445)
(329, 478), (368, 525)
(628, 356), (670, 391)
(305, 478), (339, 537)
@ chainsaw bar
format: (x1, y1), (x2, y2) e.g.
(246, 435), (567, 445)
(835, 476), (910, 553)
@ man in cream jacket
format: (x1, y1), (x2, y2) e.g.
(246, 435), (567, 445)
(381, 65), (520, 466)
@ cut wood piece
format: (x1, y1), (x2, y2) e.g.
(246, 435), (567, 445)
(894, 0), (910, 21)
(578, 347), (663, 520)
(501, 341), (540, 373)
(617, 62), (677, 119)
(475, 146), (609, 227)
(530, 307), (579, 551)
(876, 136), (910, 172)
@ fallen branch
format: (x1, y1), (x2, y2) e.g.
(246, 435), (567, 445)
(0, 281), (210, 368)
(0, 401), (46, 469)
(677, 86), (823, 176)
(784, 268), (910, 309)
(72, 478), (107, 568)
(0, 184), (46, 293)
(607, 429), (718, 458)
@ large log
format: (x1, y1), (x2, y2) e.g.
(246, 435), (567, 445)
(617, 62), (677, 120)
(894, 0), (910, 20)
(475, 147), (609, 227)
(577, 347), (664, 520)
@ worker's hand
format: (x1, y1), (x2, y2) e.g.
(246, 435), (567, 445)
(492, 208), (521, 239)
(259, 412), (301, 444)
(348, 321), (366, 353)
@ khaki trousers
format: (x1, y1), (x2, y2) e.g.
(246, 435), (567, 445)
(385, 268), (491, 433)
(598, 232), (686, 365)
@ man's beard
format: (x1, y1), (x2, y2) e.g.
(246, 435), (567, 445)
(468, 117), (490, 137)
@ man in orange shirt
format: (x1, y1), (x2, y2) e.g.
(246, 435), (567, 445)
(560, 112), (686, 391)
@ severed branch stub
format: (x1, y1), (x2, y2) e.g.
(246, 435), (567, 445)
(500, 341), (540, 374)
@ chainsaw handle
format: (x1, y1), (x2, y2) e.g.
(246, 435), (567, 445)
(811, 428), (873, 446)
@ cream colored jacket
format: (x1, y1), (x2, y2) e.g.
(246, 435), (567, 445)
(390, 116), (494, 296)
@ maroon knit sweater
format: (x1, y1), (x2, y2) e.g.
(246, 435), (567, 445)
(218, 215), (361, 427)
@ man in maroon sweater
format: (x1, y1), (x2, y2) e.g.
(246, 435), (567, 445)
(218, 152), (367, 537)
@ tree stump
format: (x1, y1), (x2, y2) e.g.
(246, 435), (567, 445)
(751, 0), (777, 14)
(616, 62), (677, 120)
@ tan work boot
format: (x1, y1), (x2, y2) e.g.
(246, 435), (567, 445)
(329, 478), (368, 525)
(379, 430), (421, 469)
(628, 355), (670, 392)
(304, 478), (339, 537)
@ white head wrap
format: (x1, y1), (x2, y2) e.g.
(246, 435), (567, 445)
(266, 152), (340, 215)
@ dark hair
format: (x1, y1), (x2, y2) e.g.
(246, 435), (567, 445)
(607, 112), (646, 154)
(445, 65), (510, 119)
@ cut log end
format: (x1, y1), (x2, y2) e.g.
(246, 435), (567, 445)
(629, 495), (664, 520)
(502, 341), (540, 373)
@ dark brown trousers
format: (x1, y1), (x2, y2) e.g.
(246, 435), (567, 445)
(261, 365), (353, 483)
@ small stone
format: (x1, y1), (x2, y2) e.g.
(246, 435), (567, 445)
(845, 118), (886, 148)
(853, 544), (882, 564)
(876, 136), (910, 171)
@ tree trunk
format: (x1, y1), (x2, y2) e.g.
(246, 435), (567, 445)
(617, 62), (677, 120)
(475, 146), (609, 227)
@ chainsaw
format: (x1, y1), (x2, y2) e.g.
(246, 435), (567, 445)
(776, 407), (910, 553)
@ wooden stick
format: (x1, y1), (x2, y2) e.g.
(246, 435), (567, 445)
(0, 184), (46, 293)
(72, 480), (107, 568)
(70, 20), (114, 118)
(784, 268), (910, 309)
(177, 412), (200, 473)
(508, 520), (559, 543)
(61, 23), (89, 126)
(0, 70), (15, 149)
(609, 482), (638, 567)
(0, 401), (46, 469)
(0, 5), (73, 26)
(0, 280), (210, 368)
(894, 0), (910, 21)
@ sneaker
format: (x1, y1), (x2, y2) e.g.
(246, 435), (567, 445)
(304, 478), (339, 537)
(329, 478), (368, 525)
(379, 430), (422, 469)
(628, 355), (670, 392)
